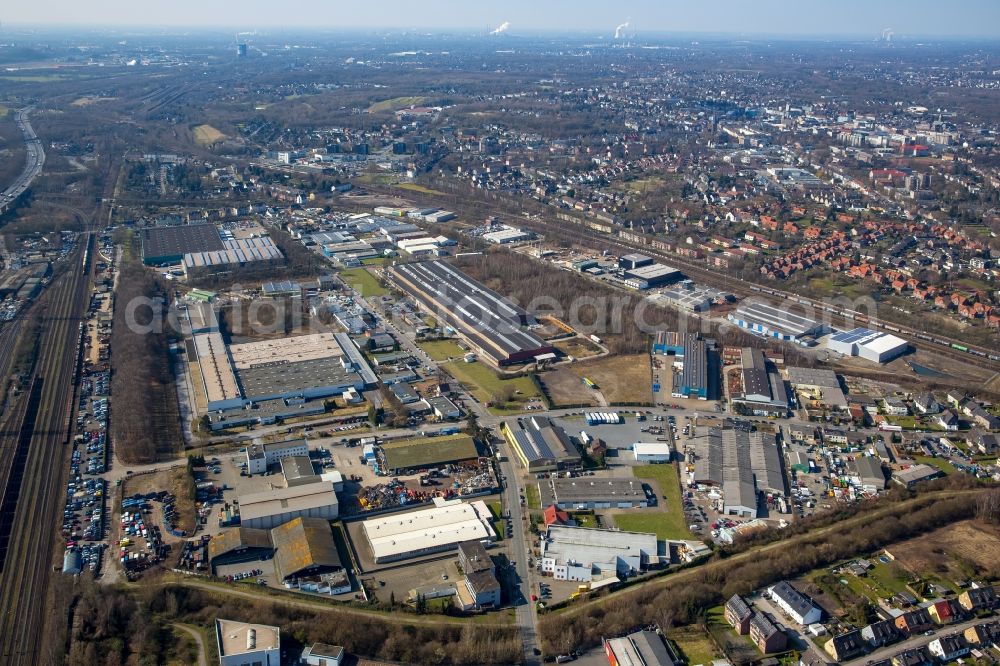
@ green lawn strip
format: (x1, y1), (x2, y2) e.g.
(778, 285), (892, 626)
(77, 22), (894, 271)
(613, 464), (693, 540)
(340, 267), (389, 297)
(418, 339), (467, 362)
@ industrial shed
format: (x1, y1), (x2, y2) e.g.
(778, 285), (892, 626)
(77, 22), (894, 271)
(238, 480), (340, 530)
(390, 261), (554, 366)
(270, 517), (343, 583)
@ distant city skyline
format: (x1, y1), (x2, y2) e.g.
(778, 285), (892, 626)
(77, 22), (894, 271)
(4, 0), (1000, 39)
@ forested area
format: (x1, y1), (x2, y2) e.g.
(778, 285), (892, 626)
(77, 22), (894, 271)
(110, 256), (183, 463)
(62, 579), (522, 666)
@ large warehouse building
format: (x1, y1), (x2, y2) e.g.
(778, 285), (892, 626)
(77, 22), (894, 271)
(826, 327), (908, 363)
(693, 428), (785, 518)
(540, 525), (658, 582)
(238, 480), (340, 529)
(728, 300), (824, 344)
(622, 263), (682, 290)
(390, 261), (555, 366)
(501, 416), (581, 471)
(732, 348), (791, 417)
(549, 477), (649, 510)
(142, 223), (225, 265)
(361, 498), (496, 563)
(193, 331), (377, 412)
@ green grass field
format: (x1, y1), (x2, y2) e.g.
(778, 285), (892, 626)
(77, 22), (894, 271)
(441, 361), (541, 413)
(418, 339), (467, 362)
(339, 268), (389, 297)
(612, 464), (693, 540)
(912, 455), (957, 475)
(396, 182), (446, 196)
(525, 484), (541, 510)
(668, 626), (719, 665)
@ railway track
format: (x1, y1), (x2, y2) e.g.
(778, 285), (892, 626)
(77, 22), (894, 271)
(379, 181), (1000, 372)
(0, 235), (91, 663)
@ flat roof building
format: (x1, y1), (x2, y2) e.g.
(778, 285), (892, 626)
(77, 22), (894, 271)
(142, 223), (225, 265)
(786, 366), (847, 410)
(550, 477), (648, 510)
(633, 442), (673, 463)
(361, 498), (496, 563)
(541, 525), (658, 582)
(828, 328), (908, 364)
(728, 300), (823, 342)
(216, 619), (280, 666)
(623, 263), (682, 290)
(391, 261), (554, 366)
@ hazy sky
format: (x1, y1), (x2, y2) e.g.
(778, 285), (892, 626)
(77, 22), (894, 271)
(6, 0), (1000, 38)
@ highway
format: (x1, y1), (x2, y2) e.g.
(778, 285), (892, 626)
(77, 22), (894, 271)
(0, 108), (45, 215)
(0, 235), (92, 664)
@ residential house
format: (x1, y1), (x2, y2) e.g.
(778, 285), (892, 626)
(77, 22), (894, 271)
(928, 599), (957, 625)
(542, 505), (573, 528)
(913, 393), (941, 415)
(927, 634), (970, 662)
(768, 581), (822, 625)
(891, 647), (932, 666)
(862, 620), (900, 648)
(973, 432), (999, 455)
(725, 594), (754, 635)
(934, 410), (959, 431)
(969, 405), (1000, 431)
(895, 608), (933, 635)
(958, 586), (997, 612)
(825, 630), (866, 662)
(882, 397), (909, 416)
(749, 613), (787, 654)
(963, 620), (1000, 646)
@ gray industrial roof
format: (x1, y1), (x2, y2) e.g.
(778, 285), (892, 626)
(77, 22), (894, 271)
(391, 261), (552, 363)
(681, 339), (708, 393)
(238, 356), (360, 401)
(280, 455), (318, 483)
(786, 366), (840, 388)
(741, 348), (772, 399)
(551, 477), (646, 504)
(735, 300), (821, 338)
(142, 223), (224, 260)
(508, 417), (580, 465)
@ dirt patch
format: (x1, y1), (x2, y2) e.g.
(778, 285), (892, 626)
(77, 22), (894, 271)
(538, 369), (600, 407)
(192, 124), (226, 146)
(887, 519), (1000, 581)
(559, 354), (652, 404)
(552, 337), (602, 359)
